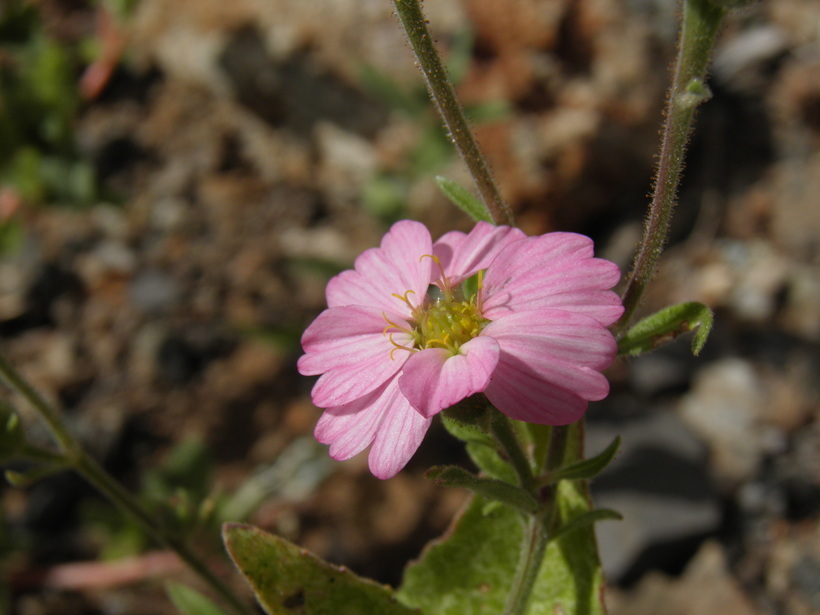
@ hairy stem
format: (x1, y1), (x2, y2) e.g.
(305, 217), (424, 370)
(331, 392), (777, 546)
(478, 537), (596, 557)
(503, 511), (549, 615)
(503, 422), (572, 614)
(392, 0), (514, 226)
(614, 0), (726, 334)
(0, 352), (254, 615)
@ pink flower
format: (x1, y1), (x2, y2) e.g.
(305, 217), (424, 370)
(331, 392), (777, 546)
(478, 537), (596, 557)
(298, 221), (623, 478)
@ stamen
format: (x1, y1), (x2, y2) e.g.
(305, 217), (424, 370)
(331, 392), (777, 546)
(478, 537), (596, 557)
(421, 254), (452, 292)
(390, 289), (417, 310)
(382, 312), (413, 336)
(387, 334), (416, 360)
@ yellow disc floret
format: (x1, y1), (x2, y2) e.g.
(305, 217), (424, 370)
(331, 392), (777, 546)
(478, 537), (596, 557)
(383, 266), (488, 359)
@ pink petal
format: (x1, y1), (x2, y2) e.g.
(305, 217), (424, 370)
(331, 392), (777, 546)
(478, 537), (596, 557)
(482, 309), (618, 373)
(326, 220), (432, 318)
(314, 382), (391, 460)
(481, 308), (618, 425)
(368, 378), (433, 479)
(483, 314), (612, 404)
(482, 232), (624, 326)
(298, 306), (412, 407)
(399, 336), (500, 418)
(484, 352), (590, 425)
(433, 222), (526, 286)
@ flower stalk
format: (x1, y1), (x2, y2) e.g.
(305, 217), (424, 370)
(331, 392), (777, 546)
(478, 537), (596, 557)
(615, 0), (726, 334)
(502, 424), (570, 615)
(392, 0), (514, 226)
(0, 351), (255, 615)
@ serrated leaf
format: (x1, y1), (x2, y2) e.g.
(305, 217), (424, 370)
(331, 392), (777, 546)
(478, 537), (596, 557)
(435, 176), (493, 223)
(545, 437), (620, 484)
(166, 582), (230, 615)
(399, 426), (607, 615)
(618, 301), (713, 357)
(223, 523), (418, 615)
(427, 465), (537, 515)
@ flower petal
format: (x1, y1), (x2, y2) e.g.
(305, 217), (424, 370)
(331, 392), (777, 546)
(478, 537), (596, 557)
(326, 220), (432, 317)
(433, 222), (526, 286)
(399, 336), (500, 418)
(482, 308), (618, 373)
(314, 381), (391, 461)
(484, 352), (590, 425)
(482, 308), (617, 425)
(298, 306), (412, 407)
(368, 378), (433, 479)
(482, 232), (623, 325)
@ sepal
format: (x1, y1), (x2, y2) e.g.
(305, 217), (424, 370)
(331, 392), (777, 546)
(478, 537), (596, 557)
(441, 413), (516, 482)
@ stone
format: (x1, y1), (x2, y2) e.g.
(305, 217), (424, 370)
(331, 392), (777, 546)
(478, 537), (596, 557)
(678, 358), (768, 485)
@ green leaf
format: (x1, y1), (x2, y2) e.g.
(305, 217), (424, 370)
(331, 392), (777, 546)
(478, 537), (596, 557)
(358, 64), (425, 117)
(223, 523), (418, 615)
(400, 422), (608, 614)
(548, 509), (622, 545)
(617, 301), (713, 357)
(434, 176), (493, 223)
(398, 478), (607, 614)
(166, 582), (230, 615)
(0, 404), (25, 462)
(544, 437), (621, 484)
(441, 415), (515, 483)
(5, 463), (68, 487)
(427, 465), (538, 515)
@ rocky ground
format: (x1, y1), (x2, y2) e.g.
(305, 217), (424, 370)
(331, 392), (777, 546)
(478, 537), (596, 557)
(0, 0), (817, 614)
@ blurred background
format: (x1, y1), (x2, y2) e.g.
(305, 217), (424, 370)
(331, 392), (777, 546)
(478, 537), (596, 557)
(0, 0), (817, 613)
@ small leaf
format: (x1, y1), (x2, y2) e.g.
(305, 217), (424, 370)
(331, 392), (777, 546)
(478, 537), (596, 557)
(618, 301), (714, 357)
(399, 423), (607, 615)
(427, 465), (537, 515)
(441, 415), (515, 482)
(5, 463), (67, 487)
(548, 509), (622, 544)
(358, 64), (425, 116)
(544, 436), (621, 484)
(223, 523), (418, 615)
(434, 176), (493, 223)
(0, 403), (25, 462)
(166, 582), (230, 615)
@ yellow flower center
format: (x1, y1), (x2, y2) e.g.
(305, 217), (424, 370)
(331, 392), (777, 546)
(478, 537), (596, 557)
(383, 263), (487, 358)
(413, 286), (486, 353)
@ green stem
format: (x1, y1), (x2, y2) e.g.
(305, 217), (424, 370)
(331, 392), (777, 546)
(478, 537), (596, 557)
(74, 453), (253, 615)
(614, 0), (726, 335)
(503, 511), (549, 615)
(0, 352), (254, 615)
(502, 423), (572, 614)
(392, 0), (514, 226)
(0, 352), (80, 456)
